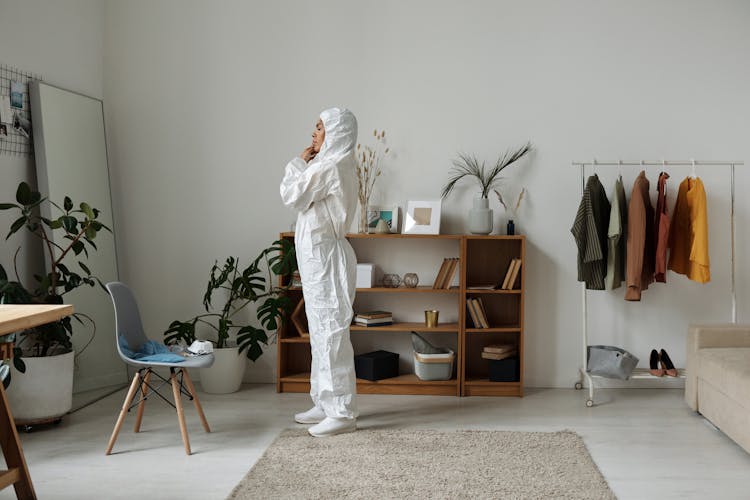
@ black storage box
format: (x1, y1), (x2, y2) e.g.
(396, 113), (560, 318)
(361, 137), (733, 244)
(354, 350), (399, 381)
(488, 357), (519, 382)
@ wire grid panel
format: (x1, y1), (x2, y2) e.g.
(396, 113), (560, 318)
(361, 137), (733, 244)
(0, 64), (42, 157)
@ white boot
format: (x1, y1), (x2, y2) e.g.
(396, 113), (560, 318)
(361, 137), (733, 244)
(308, 417), (357, 437)
(294, 406), (326, 424)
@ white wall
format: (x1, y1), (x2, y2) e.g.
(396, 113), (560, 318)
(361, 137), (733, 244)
(0, 0), (112, 392)
(103, 0), (750, 387)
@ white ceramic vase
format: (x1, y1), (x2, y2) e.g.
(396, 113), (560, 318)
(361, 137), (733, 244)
(7, 350), (74, 423)
(199, 346), (246, 394)
(468, 196), (493, 234)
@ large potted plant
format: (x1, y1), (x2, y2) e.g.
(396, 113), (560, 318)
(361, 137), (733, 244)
(441, 142), (532, 234)
(164, 239), (296, 394)
(0, 182), (108, 424)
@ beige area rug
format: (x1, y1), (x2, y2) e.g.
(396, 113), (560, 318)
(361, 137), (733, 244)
(228, 429), (615, 499)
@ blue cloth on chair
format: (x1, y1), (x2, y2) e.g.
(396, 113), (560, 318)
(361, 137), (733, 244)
(118, 335), (185, 363)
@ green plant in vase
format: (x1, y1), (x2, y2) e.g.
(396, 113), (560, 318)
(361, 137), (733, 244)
(164, 239), (297, 362)
(441, 142), (532, 235)
(0, 181), (109, 371)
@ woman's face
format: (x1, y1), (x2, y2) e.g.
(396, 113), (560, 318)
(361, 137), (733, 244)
(311, 119), (325, 153)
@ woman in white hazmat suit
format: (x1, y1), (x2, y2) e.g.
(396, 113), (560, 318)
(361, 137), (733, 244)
(280, 108), (359, 437)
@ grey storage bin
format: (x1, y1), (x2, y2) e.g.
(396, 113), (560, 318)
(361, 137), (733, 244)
(587, 345), (639, 380)
(414, 351), (454, 381)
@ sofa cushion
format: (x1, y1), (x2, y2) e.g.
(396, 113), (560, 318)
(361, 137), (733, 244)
(698, 348), (750, 407)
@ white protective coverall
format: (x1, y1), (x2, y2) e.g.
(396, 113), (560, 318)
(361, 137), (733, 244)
(279, 108), (358, 419)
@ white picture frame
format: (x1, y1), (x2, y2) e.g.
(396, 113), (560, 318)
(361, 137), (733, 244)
(366, 205), (400, 233)
(402, 200), (441, 235)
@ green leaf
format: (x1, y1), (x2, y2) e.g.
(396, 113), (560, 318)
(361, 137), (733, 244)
(16, 182), (32, 205)
(78, 261), (91, 275)
(236, 325), (268, 362)
(6, 216), (27, 239)
(64, 196), (73, 212)
(0, 203), (19, 210)
(72, 240), (85, 256)
(13, 353), (26, 374)
(85, 225), (97, 240)
(80, 202), (94, 219)
(0, 264), (6, 281)
(163, 320), (197, 346)
(60, 215), (77, 233)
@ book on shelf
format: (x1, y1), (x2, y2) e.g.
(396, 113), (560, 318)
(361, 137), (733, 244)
(432, 258), (451, 289)
(354, 315), (393, 326)
(508, 259), (522, 289)
(441, 257), (459, 289)
(474, 297), (489, 328)
(483, 344), (516, 354)
(466, 298), (489, 328)
(481, 350), (517, 361)
(498, 258), (518, 290)
(355, 310), (393, 319)
(353, 320), (393, 327)
(466, 298), (482, 328)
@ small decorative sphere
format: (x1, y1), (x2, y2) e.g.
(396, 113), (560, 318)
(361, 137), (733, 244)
(403, 273), (419, 288)
(382, 273), (401, 288)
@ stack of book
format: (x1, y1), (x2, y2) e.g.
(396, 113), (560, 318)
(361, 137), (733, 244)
(496, 258), (522, 290)
(353, 310), (393, 327)
(466, 297), (489, 328)
(481, 344), (517, 360)
(432, 257), (459, 289)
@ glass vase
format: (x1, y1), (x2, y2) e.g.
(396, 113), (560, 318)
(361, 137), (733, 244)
(358, 199), (369, 233)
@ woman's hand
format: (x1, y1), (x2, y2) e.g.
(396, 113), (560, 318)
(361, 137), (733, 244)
(300, 146), (317, 163)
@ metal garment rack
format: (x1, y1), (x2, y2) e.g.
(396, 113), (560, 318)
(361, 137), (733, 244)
(572, 159), (743, 407)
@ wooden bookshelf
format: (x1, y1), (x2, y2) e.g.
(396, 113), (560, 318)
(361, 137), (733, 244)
(276, 233), (525, 397)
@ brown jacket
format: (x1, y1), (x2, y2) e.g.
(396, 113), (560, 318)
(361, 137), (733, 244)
(625, 171), (655, 301)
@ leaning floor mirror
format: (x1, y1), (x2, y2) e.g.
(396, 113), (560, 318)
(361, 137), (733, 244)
(30, 82), (126, 406)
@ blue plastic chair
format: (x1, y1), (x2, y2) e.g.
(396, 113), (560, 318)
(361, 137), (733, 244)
(105, 282), (214, 455)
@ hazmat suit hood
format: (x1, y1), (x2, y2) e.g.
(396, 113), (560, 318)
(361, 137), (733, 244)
(317, 108), (357, 163)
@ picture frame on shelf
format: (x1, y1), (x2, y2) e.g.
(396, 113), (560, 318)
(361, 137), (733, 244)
(403, 200), (441, 235)
(366, 205), (399, 233)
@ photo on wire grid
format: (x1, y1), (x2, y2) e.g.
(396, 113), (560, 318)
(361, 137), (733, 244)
(10, 81), (24, 109)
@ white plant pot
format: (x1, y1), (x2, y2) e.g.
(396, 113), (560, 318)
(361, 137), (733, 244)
(7, 351), (74, 423)
(468, 196), (493, 234)
(199, 346), (246, 394)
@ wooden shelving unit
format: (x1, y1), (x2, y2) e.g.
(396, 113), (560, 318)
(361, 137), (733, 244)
(276, 232), (525, 397)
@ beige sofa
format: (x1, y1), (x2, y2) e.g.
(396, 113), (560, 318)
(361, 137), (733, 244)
(686, 324), (750, 454)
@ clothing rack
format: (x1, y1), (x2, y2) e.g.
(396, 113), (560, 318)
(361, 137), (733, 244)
(572, 159), (743, 407)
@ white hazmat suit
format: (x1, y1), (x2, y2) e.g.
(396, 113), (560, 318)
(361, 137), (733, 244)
(280, 108), (359, 423)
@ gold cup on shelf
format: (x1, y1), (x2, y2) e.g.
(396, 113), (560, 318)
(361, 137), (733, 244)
(424, 310), (439, 328)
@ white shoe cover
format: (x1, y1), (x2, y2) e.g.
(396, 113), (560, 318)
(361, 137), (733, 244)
(308, 417), (357, 437)
(294, 406), (326, 424)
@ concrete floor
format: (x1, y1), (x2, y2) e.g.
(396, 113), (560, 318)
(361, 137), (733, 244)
(1, 385), (749, 499)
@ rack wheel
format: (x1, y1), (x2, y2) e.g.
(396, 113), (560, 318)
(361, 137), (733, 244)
(586, 399), (594, 407)
(574, 382), (583, 390)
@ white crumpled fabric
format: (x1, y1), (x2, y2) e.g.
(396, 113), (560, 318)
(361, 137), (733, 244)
(280, 108), (359, 418)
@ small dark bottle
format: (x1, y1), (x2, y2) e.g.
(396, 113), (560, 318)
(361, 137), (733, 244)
(507, 219), (515, 236)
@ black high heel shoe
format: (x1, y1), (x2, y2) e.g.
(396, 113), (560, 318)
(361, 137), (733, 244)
(660, 348), (678, 377)
(649, 349), (664, 377)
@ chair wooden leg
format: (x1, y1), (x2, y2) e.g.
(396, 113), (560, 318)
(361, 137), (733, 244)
(181, 369), (210, 433)
(133, 369), (151, 433)
(105, 371), (142, 455)
(170, 369), (191, 455)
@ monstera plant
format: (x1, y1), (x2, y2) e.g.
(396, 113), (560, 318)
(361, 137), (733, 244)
(163, 239), (297, 394)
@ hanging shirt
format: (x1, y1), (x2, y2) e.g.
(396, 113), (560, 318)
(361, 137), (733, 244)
(668, 177), (710, 283)
(625, 171), (655, 301)
(654, 172), (670, 283)
(605, 176), (627, 290)
(571, 174), (610, 290)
